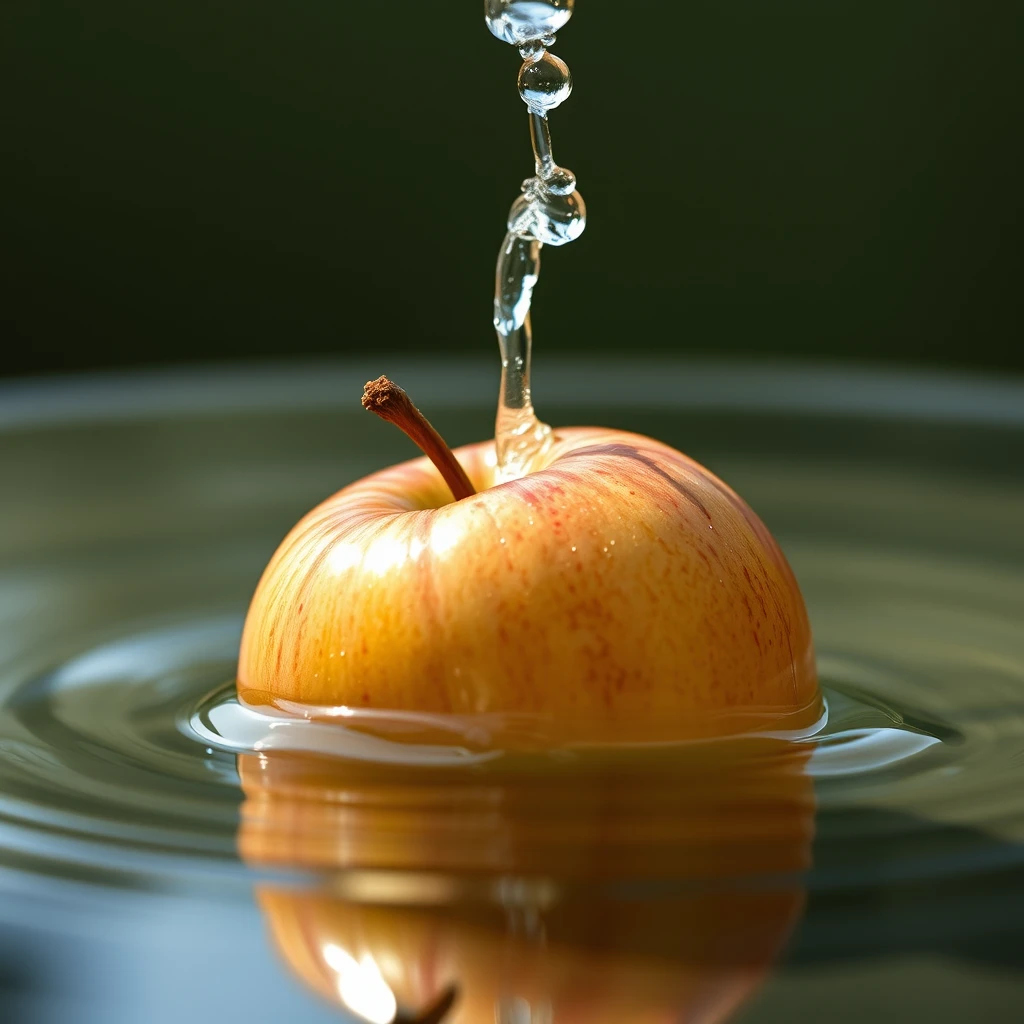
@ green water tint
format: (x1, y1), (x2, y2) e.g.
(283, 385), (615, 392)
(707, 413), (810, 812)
(1, 363), (1023, 1021)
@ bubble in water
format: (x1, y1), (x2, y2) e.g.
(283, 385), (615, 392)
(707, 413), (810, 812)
(518, 52), (572, 113)
(485, 0), (574, 46)
(507, 187), (586, 246)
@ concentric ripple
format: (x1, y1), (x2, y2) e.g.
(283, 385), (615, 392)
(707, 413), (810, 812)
(0, 361), (1022, 898)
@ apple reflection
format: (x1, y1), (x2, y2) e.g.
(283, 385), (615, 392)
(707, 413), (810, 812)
(238, 737), (814, 1023)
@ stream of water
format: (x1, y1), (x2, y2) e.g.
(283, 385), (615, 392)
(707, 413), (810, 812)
(490, 0), (583, 481)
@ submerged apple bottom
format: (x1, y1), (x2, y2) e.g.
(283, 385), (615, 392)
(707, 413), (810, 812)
(238, 738), (816, 1024)
(254, 887), (803, 1024)
(237, 427), (821, 743)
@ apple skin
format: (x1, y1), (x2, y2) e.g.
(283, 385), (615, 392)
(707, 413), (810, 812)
(238, 427), (820, 741)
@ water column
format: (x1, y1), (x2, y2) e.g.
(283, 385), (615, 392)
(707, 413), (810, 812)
(486, 0), (586, 480)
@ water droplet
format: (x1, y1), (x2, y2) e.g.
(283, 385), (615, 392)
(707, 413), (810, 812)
(518, 52), (572, 113)
(485, 0), (574, 46)
(507, 188), (586, 246)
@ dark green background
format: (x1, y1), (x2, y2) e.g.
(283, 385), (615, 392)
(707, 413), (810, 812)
(2, 2), (1021, 377)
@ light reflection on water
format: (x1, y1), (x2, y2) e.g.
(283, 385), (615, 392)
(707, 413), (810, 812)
(0, 361), (1023, 1022)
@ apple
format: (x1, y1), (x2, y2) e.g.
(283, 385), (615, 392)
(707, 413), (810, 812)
(237, 377), (820, 742)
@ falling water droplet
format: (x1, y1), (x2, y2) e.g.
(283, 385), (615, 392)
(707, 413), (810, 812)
(485, 0), (574, 46)
(518, 52), (572, 113)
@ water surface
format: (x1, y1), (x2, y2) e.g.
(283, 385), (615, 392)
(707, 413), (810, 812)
(0, 360), (1022, 1022)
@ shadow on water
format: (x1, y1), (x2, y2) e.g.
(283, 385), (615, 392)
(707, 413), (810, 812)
(0, 939), (37, 1024)
(791, 807), (1024, 972)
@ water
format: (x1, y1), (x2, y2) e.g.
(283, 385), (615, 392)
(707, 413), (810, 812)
(1, 360), (1023, 1022)
(485, 2), (575, 48)
(489, 1), (585, 480)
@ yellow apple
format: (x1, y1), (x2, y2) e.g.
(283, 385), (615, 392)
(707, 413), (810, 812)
(238, 407), (819, 742)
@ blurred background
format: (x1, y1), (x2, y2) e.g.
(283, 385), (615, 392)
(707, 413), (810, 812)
(1, 1), (1021, 379)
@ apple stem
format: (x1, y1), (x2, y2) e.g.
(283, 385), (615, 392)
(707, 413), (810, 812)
(362, 376), (477, 502)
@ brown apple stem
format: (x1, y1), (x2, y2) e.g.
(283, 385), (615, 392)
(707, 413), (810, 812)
(362, 376), (477, 502)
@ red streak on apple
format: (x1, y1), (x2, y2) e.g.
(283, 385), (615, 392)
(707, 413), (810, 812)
(237, 427), (820, 742)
